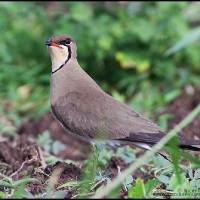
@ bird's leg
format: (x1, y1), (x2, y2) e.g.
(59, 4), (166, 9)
(92, 144), (98, 182)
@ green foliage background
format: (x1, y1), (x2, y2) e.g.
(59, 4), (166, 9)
(0, 2), (200, 128)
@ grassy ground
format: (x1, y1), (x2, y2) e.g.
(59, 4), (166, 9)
(1, 2), (200, 198)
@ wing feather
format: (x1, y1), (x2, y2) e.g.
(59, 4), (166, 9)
(51, 91), (162, 140)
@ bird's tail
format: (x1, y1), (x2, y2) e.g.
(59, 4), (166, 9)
(120, 132), (200, 151)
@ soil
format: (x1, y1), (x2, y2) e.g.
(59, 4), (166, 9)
(0, 86), (199, 198)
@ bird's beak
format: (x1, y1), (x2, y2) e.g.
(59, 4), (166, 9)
(45, 40), (62, 48)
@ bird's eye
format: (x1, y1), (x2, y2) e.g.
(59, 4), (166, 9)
(65, 38), (71, 44)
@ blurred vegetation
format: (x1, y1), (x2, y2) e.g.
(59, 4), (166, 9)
(0, 1), (200, 130)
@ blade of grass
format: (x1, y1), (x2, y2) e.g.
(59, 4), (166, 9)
(164, 27), (200, 57)
(92, 104), (200, 198)
(0, 173), (13, 184)
(169, 135), (182, 184)
(163, 146), (200, 166)
(13, 178), (40, 187)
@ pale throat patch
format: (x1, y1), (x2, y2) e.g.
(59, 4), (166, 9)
(48, 45), (69, 73)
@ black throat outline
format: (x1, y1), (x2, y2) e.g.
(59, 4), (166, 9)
(52, 45), (71, 74)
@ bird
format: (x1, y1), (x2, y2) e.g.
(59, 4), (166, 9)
(44, 34), (200, 154)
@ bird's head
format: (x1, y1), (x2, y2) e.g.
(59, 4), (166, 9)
(45, 34), (77, 73)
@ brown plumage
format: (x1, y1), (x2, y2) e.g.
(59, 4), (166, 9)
(45, 34), (200, 151)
